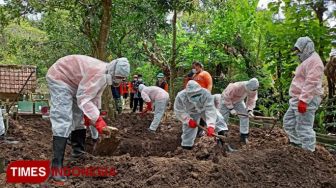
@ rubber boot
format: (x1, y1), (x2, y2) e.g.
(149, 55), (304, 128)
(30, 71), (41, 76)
(147, 128), (156, 134)
(51, 136), (67, 182)
(289, 142), (301, 148)
(181, 146), (193, 150)
(217, 130), (235, 152)
(240, 133), (249, 144)
(70, 129), (86, 158)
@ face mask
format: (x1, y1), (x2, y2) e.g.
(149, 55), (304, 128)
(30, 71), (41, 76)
(192, 69), (197, 74)
(138, 78), (142, 81)
(297, 52), (304, 62)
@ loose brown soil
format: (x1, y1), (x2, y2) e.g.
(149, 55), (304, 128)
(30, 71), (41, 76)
(0, 112), (335, 188)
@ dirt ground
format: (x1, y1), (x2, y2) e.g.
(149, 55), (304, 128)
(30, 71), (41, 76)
(0, 112), (335, 188)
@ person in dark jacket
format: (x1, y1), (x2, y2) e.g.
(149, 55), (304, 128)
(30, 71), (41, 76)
(133, 74), (145, 112)
(129, 74), (138, 109)
(155, 73), (168, 92)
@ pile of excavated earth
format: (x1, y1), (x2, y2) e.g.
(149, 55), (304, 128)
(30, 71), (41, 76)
(0, 112), (335, 187)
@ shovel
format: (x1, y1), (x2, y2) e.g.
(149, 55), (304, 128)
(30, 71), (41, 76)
(236, 113), (278, 135)
(236, 112), (277, 121)
(92, 126), (120, 156)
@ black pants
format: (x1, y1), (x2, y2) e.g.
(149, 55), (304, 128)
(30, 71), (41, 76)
(133, 98), (144, 112)
(130, 93), (134, 109)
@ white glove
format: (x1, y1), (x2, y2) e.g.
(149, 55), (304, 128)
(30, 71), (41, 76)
(248, 110), (254, 118)
(230, 109), (237, 115)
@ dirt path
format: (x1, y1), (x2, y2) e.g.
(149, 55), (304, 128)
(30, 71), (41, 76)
(0, 112), (335, 187)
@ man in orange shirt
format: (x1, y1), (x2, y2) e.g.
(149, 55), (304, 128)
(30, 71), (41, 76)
(192, 61), (213, 92)
(191, 61), (213, 137)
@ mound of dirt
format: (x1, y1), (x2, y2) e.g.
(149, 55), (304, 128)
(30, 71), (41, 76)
(0, 112), (335, 188)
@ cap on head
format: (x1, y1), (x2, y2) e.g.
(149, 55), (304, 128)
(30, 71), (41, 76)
(246, 78), (259, 91)
(186, 80), (202, 95)
(157, 73), (164, 78)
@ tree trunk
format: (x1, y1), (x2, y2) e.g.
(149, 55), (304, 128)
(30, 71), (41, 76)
(97, 0), (112, 60)
(169, 9), (178, 106)
(96, 0), (114, 120)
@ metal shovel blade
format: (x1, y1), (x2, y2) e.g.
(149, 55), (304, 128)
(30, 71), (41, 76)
(93, 126), (120, 156)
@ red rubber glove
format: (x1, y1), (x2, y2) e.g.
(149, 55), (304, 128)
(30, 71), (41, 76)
(298, 100), (307, 113)
(188, 119), (197, 128)
(146, 102), (153, 111)
(83, 115), (91, 126)
(207, 127), (215, 137)
(95, 116), (107, 134)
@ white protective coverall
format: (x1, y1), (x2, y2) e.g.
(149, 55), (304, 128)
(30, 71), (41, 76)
(283, 37), (324, 152)
(174, 80), (226, 147)
(219, 78), (259, 134)
(139, 84), (169, 131)
(46, 55), (130, 138)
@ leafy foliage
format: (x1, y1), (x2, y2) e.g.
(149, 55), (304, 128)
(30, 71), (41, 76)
(0, 0), (336, 130)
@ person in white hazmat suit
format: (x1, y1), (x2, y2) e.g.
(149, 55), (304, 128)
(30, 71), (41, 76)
(138, 84), (169, 132)
(174, 80), (228, 150)
(46, 55), (130, 182)
(283, 37), (324, 152)
(219, 78), (259, 144)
